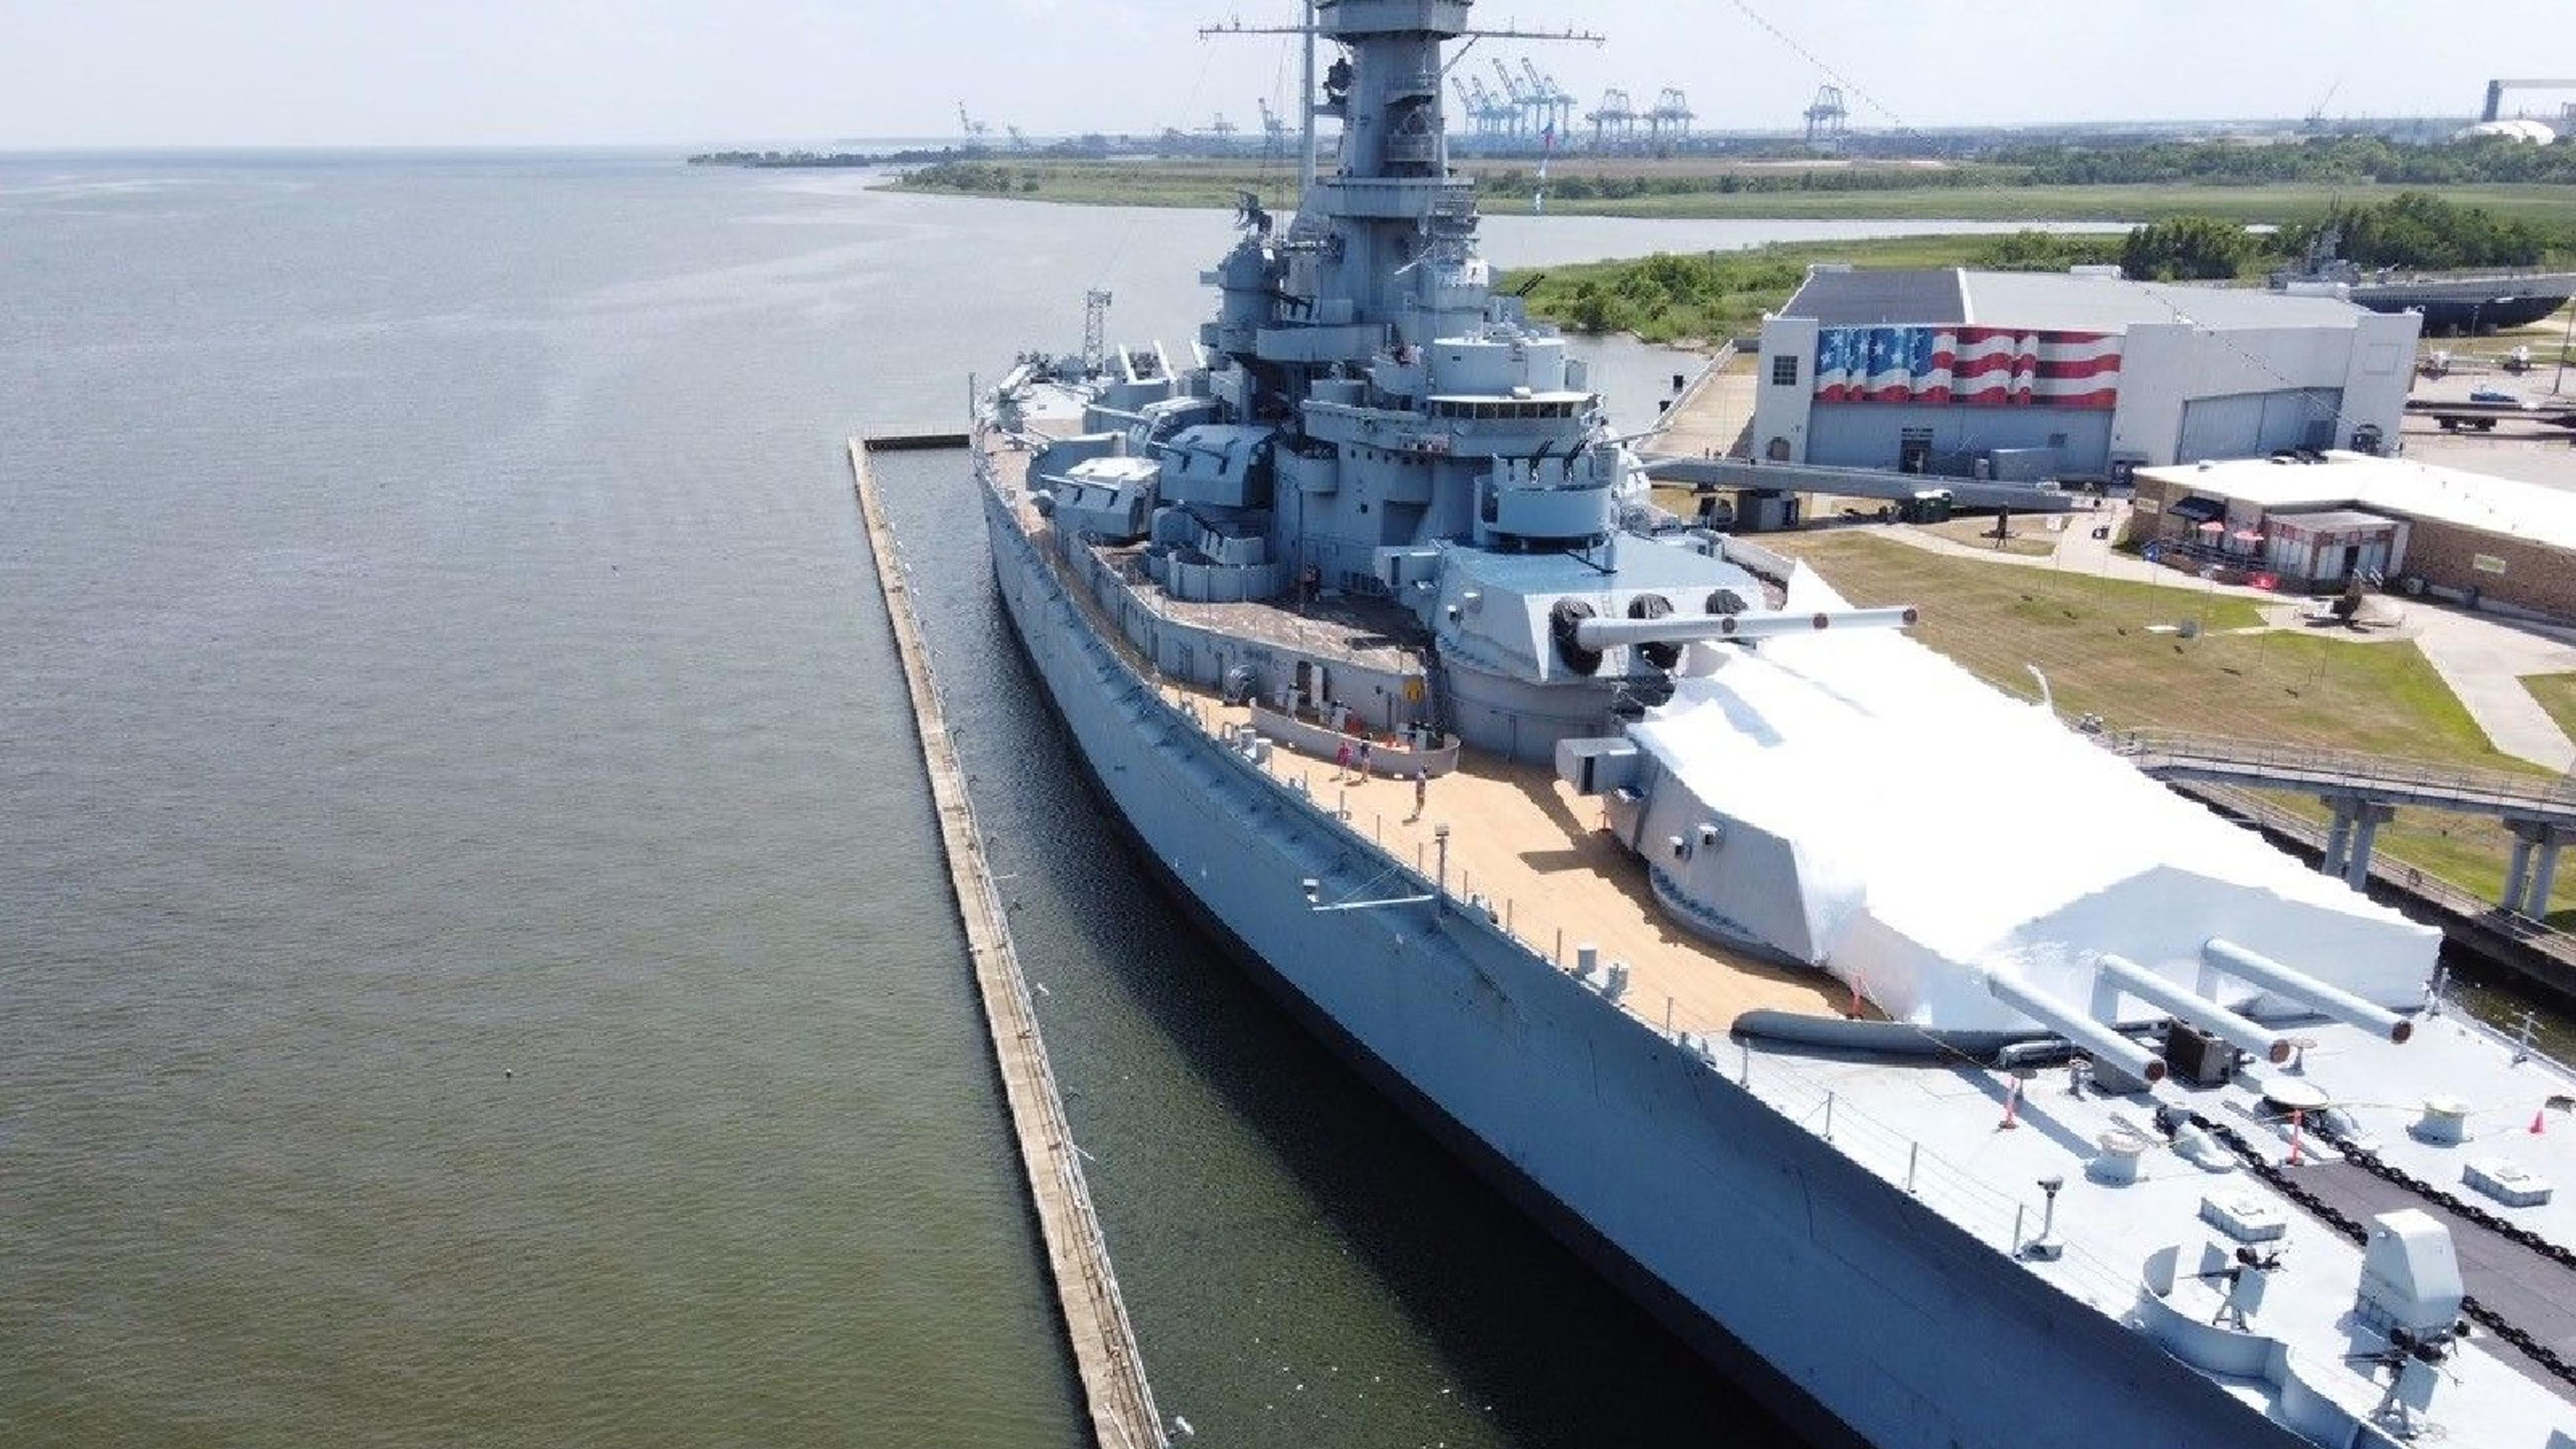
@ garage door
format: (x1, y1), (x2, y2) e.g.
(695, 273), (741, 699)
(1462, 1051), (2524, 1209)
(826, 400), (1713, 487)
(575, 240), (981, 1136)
(2178, 390), (2342, 461)
(2258, 389), (2340, 451)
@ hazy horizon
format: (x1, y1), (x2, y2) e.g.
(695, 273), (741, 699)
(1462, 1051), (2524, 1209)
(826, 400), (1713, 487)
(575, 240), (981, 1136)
(1, 1), (2546, 151)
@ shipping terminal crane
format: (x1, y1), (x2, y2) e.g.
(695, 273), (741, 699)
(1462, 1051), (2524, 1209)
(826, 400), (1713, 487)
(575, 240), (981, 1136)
(1648, 87), (1695, 144)
(2481, 78), (2576, 121)
(1587, 87), (1638, 149)
(1520, 57), (1574, 137)
(1803, 84), (1848, 148)
(1491, 56), (1536, 140)
(956, 101), (990, 140)
(1258, 97), (1289, 158)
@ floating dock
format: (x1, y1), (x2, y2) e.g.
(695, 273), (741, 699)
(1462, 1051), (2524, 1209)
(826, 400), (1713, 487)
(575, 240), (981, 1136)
(848, 436), (1167, 1449)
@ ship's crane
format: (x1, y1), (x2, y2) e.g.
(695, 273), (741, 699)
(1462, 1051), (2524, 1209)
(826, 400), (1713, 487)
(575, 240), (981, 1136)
(2481, 78), (2576, 122)
(1648, 87), (1695, 144)
(957, 101), (989, 140)
(1803, 84), (1848, 149)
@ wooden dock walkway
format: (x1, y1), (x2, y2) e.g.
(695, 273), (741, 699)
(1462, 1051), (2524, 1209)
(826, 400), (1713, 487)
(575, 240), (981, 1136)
(848, 437), (1167, 1449)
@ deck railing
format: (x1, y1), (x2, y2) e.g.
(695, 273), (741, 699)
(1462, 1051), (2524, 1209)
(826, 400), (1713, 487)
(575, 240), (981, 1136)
(2105, 728), (2576, 822)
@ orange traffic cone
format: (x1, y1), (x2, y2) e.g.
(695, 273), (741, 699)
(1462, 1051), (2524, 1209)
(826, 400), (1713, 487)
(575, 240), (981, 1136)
(2533, 1106), (2549, 1135)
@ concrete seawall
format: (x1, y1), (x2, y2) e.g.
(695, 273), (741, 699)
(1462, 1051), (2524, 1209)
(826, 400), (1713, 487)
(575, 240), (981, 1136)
(849, 437), (1167, 1449)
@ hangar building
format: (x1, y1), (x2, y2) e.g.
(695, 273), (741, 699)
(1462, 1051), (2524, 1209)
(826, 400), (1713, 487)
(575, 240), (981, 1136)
(1748, 266), (2421, 484)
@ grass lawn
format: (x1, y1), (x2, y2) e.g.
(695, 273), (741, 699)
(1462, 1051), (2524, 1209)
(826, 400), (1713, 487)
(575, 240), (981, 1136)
(2524, 672), (2576, 741)
(1918, 515), (2061, 558)
(1767, 531), (2576, 916)
(1754, 533), (2502, 753)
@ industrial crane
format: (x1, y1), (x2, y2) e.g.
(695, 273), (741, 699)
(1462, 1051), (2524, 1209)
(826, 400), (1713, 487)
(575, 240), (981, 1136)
(1648, 87), (1695, 144)
(1520, 58), (1573, 136)
(1587, 88), (1637, 149)
(1803, 85), (1847, 148)
(2482, 78), (2576, 122)
(1493, 56), (1535, 139)
(956, 101), (989, 140)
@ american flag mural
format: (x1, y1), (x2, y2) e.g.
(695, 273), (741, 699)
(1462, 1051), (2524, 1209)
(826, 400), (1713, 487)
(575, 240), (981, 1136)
(1813, 326), (2122, 409)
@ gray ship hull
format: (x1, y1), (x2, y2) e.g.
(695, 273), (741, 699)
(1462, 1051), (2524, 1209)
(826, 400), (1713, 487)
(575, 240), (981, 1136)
(2353, 277), (2574, 335)
(979, 479), (2301, 1449)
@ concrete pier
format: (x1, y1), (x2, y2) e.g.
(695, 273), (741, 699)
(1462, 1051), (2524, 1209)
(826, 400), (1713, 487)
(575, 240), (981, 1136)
(849, 438), (1168, 1449)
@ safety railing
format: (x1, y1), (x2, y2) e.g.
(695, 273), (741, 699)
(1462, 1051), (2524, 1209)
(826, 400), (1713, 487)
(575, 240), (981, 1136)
(2104, 728), (2576, 822)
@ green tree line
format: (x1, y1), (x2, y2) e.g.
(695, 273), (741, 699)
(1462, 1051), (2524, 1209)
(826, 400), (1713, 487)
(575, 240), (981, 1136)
(1518, 193), (2571, 339)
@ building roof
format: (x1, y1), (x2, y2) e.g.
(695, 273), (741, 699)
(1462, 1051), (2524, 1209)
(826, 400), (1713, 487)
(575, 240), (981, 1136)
(2138, 451), (2576, 549)
(1780, 266), (2370, 333)
(1777, 268), (1965, 327)
(2269, 508), (2398, 534)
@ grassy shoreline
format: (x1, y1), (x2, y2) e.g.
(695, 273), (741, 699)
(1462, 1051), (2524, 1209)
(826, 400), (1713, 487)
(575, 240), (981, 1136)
(1499, 233), (2127, 345)
(879, 158), (2576, 227)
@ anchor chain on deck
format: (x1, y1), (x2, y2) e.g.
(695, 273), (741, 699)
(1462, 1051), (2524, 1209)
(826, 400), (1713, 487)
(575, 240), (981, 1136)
(2181, 1109), (2576, 1390)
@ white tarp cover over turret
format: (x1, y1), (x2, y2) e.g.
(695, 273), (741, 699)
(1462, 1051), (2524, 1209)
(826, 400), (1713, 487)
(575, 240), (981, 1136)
(1629, 566), (2438, 1029)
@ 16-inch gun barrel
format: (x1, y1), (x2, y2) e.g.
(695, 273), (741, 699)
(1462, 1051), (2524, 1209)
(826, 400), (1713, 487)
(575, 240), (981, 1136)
(1571, 605), (1918, 651)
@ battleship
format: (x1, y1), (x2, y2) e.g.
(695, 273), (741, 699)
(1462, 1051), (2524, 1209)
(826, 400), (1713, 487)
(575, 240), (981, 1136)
(958, 3), (2576, 1444)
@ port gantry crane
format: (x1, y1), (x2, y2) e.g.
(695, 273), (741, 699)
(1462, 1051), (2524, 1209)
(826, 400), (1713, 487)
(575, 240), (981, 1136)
(1257, 97), (1290, 158)
(1587, 87), (1638, 150)
(1491, 56), (1539, 140)
(2481, 78), (2576, 123)
(1803, 84), (1848, 148)
(1455, 75), (1517, 140)
(1648, 87), (1695, 144)
(956, 101), (989, 140)
(1520, 58), (1574, 138)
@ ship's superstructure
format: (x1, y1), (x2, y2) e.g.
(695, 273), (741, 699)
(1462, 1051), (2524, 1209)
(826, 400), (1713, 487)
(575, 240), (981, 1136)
(957, 4), (2576, 1445)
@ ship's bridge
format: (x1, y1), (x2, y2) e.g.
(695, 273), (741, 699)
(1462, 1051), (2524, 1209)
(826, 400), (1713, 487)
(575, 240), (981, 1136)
(1424, 392), (1590, 421)
(1427, 331), (1570, 394)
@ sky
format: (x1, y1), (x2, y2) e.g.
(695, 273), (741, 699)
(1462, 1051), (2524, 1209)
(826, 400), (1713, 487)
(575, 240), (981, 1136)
(0, 0), (2539, 150)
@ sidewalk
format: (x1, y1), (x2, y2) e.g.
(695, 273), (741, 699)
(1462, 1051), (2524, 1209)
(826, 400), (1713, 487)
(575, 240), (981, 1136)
(1854, 504), (2576, 772)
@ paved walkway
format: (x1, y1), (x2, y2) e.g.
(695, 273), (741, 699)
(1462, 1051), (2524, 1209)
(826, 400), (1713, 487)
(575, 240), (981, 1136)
(1842, 505), (2576, 772)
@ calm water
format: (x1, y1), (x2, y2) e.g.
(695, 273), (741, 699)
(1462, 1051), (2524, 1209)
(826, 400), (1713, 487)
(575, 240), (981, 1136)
(0, 150), (2126, 1448)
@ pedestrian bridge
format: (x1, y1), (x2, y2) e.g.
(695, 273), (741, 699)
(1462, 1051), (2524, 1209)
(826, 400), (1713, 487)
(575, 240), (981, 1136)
(2104, 729), (2576, 916)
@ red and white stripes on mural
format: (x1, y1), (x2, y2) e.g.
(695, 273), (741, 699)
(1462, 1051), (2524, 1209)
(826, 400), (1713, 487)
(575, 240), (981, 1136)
(1813, 325), (2123, 409)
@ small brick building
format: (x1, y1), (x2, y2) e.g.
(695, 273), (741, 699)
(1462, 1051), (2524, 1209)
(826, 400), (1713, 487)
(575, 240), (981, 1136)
(2128, 453), (2576, 618)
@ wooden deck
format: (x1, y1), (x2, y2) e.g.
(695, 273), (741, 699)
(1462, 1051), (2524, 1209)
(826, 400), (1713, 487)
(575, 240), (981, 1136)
(1183, 687), (1854, 1035)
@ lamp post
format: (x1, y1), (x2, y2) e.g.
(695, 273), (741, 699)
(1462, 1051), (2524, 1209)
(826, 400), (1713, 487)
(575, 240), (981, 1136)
(2555, 299), (2575, 399)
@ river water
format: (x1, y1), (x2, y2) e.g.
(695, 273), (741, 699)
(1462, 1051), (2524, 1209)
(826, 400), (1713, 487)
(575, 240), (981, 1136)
(0, 148), (2138, 1447)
